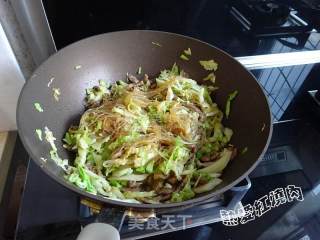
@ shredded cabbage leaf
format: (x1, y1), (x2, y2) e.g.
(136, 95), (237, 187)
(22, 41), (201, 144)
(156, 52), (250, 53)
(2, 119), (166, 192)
(34, 102), (43, 112)
(35, 129), (42, 141)
(203, 73), (215, 83)
(53, 88), (61, 101)
(199, 60), (218, 71)
(225, 90), (238, 119)
(180, 54), (189, 61)
(43, 126), (69, 170)
(184, 48), (192, 56)
(171, 176), (195, 202)
(137, 66), (142, 75)
(152, 42), (162, 47)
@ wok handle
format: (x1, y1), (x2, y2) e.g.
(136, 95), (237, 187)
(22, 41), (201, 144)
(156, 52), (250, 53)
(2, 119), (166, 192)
(227, 176), (251, 208)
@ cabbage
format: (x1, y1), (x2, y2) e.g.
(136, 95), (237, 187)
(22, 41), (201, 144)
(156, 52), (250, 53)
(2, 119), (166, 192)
(147, 105), (162, 122)
(78, 165), (96, 194)
(210, 122), (224, 142)
(108, 132), (139, 151)
(110, 187), (125, 199)
(91, 136), (110, 152)
(43, 126), (69, 170)
(159, 138), (190, 179)
(44, 126), (57, 151)
(112, 167), (133, 177)
(34, 102), (43, 112)
(86, 80), (109, 104)
(145, 160), (155, 173)
(135, 159), (155, 174)
(50, 150), (69, 171)
(166, 87), (174, 101)
(196, 142), (220, 160)
(198, 148), (232, 173)
(135, 166), (146, 174)
(223, 127), (233, 143)
(156, 63), (179, 85)
(63, 132), (76, 146)
(199, 60), (218, 71)
(161, 76), (218, 117)
(35, 129), (42, 141)
(184, 48), (192, 56)
(124, 191), (156, 199)
(194, 178), (222, 194)
(225, 90), (238, 119)
(133, 115), (150, 133)
(171, 176), (195, 202)
(152, 42), (162, 47)
(73, 129), (96, 166)
(137, 66), (142, 75)
(112, 105), (137, 119)
(52, 88), (61, 101)
(208, 123), (233, 145)
(147, 101), (171, 123)
(110, 180), (127, 188)
(82, 167), (112, 195)
(109, 174), (148, 181)
(134, 145), (158, 167)
(203, 73), (215, 83)
(197, 88), (219, 116)
(180, 54), (189, 61)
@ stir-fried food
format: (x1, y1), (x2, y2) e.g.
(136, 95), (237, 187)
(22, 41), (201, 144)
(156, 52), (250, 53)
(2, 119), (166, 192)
(62, 64), (237, 203)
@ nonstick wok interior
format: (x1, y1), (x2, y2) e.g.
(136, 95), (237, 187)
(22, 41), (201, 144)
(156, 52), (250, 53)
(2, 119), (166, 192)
(17, 30), (272, 209)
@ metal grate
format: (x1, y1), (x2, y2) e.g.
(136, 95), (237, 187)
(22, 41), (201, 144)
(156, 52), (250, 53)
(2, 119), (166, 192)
(250, 35), (320, 120)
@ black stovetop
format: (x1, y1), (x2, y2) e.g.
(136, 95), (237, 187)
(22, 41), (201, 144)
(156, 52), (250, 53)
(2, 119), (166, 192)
(14, 1), (320, 239)
(15, 118), (320, 240)
(43, 0), (320, 56)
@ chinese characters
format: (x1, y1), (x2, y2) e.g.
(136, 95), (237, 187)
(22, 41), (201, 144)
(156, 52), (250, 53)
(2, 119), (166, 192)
(220, 185), (304, 226)
(128, 214), (192, 231)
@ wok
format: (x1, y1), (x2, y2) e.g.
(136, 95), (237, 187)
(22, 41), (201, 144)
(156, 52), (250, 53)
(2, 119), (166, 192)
(17, 30), (272, 210)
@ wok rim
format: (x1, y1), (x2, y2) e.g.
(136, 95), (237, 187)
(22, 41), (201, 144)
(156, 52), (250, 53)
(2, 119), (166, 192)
(17, 30), (273, 209)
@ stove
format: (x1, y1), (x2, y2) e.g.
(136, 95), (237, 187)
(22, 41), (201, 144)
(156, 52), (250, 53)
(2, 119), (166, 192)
(228, 0), (315, 37)
(4, 1), (320, 240)
(14, 116), (320, 240)
(15, 161), (250, 240)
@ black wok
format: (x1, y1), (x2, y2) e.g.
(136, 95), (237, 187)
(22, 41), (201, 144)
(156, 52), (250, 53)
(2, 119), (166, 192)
(17, 30), (272, 210)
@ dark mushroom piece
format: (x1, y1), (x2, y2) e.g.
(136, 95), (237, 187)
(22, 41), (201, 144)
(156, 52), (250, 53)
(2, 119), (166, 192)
(128, 181), (142, 188)
(190, 145), (196, 153)
(153, 173), (166, 180)
(176, 176), (188, 192)
(167, 175), (178, 185)
(159, 193), (172, 202)
(157, 187), (173, 195)
(153, 179), (164, 192)
(150, 83), (157, 89)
